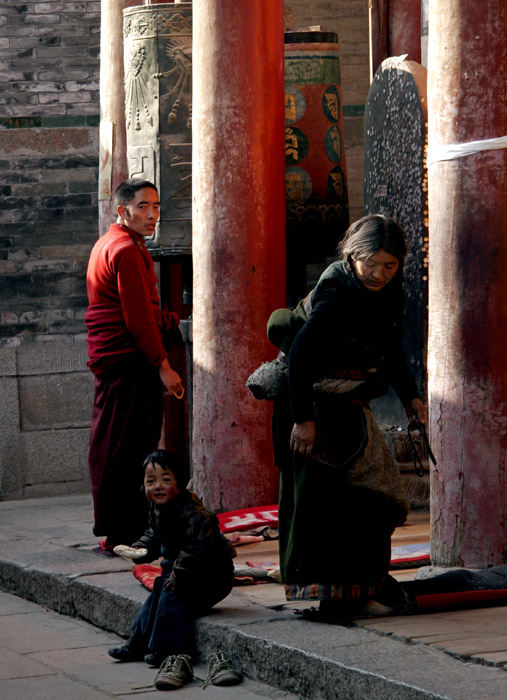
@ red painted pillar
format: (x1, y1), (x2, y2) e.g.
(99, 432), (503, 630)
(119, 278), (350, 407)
(369, 0), (389, 81)
(98, 0), (138, 234)
(388, 0), (421, 64)
(192, 1), (286, 511)
(369, 1), (421, 79)
(428, 1), (507, 567)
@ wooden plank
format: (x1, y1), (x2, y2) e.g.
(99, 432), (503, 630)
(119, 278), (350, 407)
(473, 651), (507, 664)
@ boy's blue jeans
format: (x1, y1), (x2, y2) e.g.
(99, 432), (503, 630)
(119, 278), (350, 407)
(131, 573), (232, 659)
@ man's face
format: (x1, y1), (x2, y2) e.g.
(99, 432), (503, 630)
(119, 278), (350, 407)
(118, 187), (160, 237)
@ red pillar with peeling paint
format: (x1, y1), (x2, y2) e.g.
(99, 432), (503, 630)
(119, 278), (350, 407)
(192, 1), (285, 511)
(369, 1), (421, 79)
(388, 0), (421, 63)
(98, 0), (139, 233)
(428, 1), (507, 567)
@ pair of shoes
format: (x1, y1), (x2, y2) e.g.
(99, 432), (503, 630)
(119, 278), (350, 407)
(144, 652), (165, 668)
(154, 654), (194, 690)
(108, 642), (144, 662)
(201, 651), (243, 688)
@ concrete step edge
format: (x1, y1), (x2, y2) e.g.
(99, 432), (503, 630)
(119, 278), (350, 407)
(0, 557), (469, 700)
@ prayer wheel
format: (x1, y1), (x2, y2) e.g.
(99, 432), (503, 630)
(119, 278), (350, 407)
(284, 29), (349, 297)
(123, 3), (192, 255)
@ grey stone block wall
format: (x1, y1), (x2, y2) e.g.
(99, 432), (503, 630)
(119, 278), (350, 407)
(0, 0), (100, 118)
(0, 125), (99, 341)
(0, 338), (94, 501)
(0, 1), (100, 501)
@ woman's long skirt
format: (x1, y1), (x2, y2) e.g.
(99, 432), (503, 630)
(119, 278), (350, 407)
(276, 395), (408, 603)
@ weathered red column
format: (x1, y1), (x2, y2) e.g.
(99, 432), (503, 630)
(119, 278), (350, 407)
(388, 0), (421, 64)
(192, 1), (286, 511)
(98, 0), (138, 233)
(428, 1), (507, 567)
(369, 0), (389, 81)
(369, 1), (421, 79)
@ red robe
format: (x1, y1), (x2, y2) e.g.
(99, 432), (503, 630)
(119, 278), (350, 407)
(85, 223), (177, 544)
(85, 223), (175, 373)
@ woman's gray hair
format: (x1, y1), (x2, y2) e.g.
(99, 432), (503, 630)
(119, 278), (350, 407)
(338, 214), (408, 263)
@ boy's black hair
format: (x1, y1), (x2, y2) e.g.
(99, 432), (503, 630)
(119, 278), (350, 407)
(143, 449), (189, 489)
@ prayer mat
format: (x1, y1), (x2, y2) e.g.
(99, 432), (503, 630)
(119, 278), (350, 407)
(389, 543), (430, 569)
(217, 505), (278, 533)
(133, 564), (161, 591)
(132, 563), (278, 590)
(405, 565), (507, 612)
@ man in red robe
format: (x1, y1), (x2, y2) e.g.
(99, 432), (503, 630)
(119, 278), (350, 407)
(85, 179), (183, 552)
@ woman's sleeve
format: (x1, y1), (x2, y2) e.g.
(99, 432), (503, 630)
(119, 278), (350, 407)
(288, 290), (338, 423)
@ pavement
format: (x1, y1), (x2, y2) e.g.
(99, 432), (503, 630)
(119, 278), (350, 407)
(0, 589), (299, 700)
(0, 494), (506, 700)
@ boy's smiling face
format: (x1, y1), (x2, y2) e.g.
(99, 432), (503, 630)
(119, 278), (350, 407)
(144, 462), (182, 505)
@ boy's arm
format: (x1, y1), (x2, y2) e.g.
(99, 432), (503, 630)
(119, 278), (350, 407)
(165, 513), (227, 591)
(131, 526), (161, 563)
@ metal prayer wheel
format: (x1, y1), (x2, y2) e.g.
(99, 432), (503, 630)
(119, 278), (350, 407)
(284, 30), (349, 266)
(123, 3), (192, 255)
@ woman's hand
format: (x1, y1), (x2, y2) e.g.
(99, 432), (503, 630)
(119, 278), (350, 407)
(405, 398), (427, 426)
(290, 421), (316, 456)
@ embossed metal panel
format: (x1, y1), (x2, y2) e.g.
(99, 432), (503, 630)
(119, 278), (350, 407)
(124, 4), (192, 255)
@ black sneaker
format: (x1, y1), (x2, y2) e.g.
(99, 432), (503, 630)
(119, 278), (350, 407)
(108, 642), (144, 662)
(144, 652), (165, 667)
(154, 654), (194, 690)
(201, 652), (243, 688)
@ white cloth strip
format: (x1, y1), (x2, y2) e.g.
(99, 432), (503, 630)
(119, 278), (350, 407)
(427, 135), (507, 165)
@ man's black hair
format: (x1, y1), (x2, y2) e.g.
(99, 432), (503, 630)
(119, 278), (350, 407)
(114, 178), (158, 209)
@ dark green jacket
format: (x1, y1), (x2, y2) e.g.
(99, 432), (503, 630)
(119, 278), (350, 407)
(289, 257), (419, 422)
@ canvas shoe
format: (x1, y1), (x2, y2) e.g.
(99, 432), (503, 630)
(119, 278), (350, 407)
(201, 651), (243, 688)
(154, 654), (194, 690)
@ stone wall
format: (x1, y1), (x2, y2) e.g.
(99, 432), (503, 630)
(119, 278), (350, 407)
(0, 1), (100, 500)
(0, 0), (370, 501)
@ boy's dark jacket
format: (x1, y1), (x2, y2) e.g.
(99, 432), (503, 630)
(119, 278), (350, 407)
(132, 489), (236, 593)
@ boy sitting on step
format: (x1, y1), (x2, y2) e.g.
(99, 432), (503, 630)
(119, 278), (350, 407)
(109, 449), (236, 688)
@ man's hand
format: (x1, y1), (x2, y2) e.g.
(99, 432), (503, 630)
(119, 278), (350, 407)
(159, 359), (183, 397)
(290, 421), (316, 456)
(405, 398), (427, 426)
